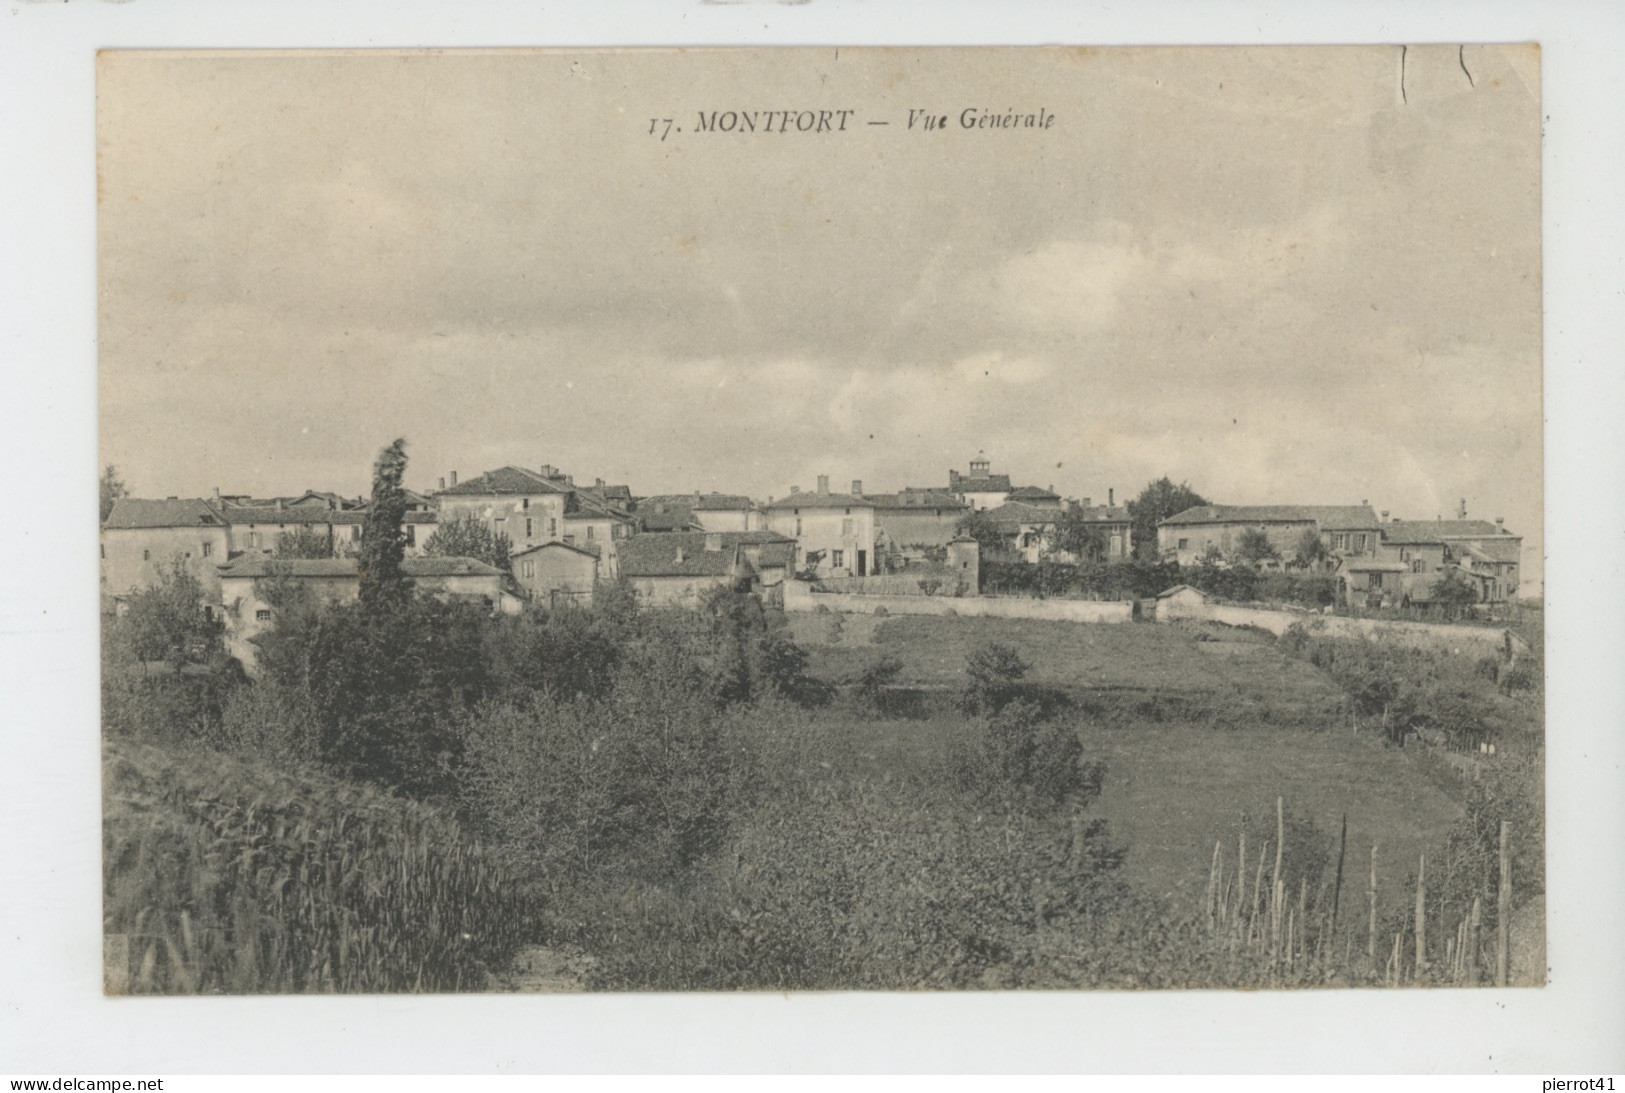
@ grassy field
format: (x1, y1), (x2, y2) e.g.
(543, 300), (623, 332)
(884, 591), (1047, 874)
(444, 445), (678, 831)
(788, 612), (1468, 917)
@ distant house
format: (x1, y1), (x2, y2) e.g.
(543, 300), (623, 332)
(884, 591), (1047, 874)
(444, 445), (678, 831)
(511, 540), (601, 609)
(434, 466), (573, 553)
(1153, 583), (1207, 618)
(102, 498), (233, 603)
(617, 530), (796, 607)
(216, 555), (511, 669)
(1157, 504), (1381, 567)
(1378, 518), (1523, 605)
(867, 489), (968, 557)
(561, 493), (634, 573)
(219, 503), (437, 559)
(763, 476), (876, 577)
(690, 493), (762, 533)
(944, 453), (1013, 511)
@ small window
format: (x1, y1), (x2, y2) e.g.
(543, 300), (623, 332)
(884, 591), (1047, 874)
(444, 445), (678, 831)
(795, 518), (802, 536)
(522, 498), (530, 510)
(549, 519), (557, 536)
(831, 549), (844, 568)
(1412, 559), (1424, 573)
(586, 526), (595, 540)
(255, 609), (272, 622)
(1177, 538), (1188, 551)
(406, 525), (416, 546)
(841, 518), (853, 536)
(202, 541), (213, 558)
(101, 544), (106, 559)
(563, 535), (575, 546)
(350, 525), (361, 542)
(1370, 572), (1384, 590)
(142, 548), (150, 561)
(525, 518), (534, 539)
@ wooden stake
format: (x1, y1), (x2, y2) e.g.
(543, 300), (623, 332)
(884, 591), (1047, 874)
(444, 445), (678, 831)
(1414, 852), (1427, 975)
(1468, 896), (1482, 986)
(1331, 813), (1348, 931)
(1367, 842), (1379, 962)
(1496, 821), (1511, 987)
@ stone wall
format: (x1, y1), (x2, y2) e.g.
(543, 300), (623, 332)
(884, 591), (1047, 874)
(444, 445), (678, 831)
(1154, 598), (1526, 655)
(784, 579), (1132, 623)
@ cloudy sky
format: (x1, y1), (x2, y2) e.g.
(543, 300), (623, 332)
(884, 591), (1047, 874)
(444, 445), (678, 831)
(99, 46), (1541, 576)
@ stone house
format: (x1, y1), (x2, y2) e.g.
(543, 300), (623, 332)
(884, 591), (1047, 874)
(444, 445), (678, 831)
(763, 476), (877, 577)
(222, 503), (437, 559)
(616, 530), (794, 607)
(1377, 518), (1523, 604)
(216, 555), (509, 670)
(866, 489), (968, 564)
(511, 540), (601, 609)
(102, 498), (233, 603)
(1157, 504), (1382, 567)
(434, 466), (573, 554)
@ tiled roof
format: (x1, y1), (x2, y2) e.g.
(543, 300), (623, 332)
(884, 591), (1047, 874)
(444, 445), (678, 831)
(1383, 519), (1514, 544)
(867, 490), (967, 510)
(223, 506), (436, 525)
(1071, 504), (1131, 523)
(691, 493), (756, 511)
(104, 498), (226, 530)
(764, 492), (875, 510)
(511, 540), (601, 560)
(619, 531), (793, 578)
(985, 501), (1059, 528)
(1160, 505), (1379, 529)
(218, 556), (502, 580)
(637, 511), (700, 532)
(1461, 539), (1522, 564)
(1006, 485), (1061, 502)
(437, 466), (569, 496)
(950, 476), (1013, 493)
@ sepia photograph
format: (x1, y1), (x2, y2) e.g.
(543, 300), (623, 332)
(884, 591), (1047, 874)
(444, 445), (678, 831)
(96, 45), (1545, 996)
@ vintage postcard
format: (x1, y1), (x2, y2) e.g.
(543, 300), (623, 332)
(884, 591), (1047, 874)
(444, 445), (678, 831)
(98, 45), (1542, 994)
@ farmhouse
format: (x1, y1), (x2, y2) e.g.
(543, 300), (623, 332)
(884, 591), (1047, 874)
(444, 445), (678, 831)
(867, 489), (968, 559)
(617, 530), (796, 607)
(1157, 504), (1382, 567)
(102, 498), (233, 603)
(1378, 518), (1523, 604)
(764, 476), (876, 577)
(511, 540), (601, 609)
(215, 555), (511, 669)
(434, 466), (572, 553)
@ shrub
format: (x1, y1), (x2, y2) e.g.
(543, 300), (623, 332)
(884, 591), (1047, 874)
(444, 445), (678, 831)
(855, 653), (905, 713)
(962, 641), (1030, 714)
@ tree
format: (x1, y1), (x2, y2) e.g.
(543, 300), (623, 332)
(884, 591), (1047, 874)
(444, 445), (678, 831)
(962, 640), (1030, 713)
(122, 557), (224, 670)
(1430, 566), (1481, 619)
(100, 465), (129, 523)
(1292, 527), (1328, 570)
(423, 512), (513, 573)
(359, 438), (411, 612)
(1049, 506), (1110, 562)
(1126, 477), (1209, 559)
(954, 508), (1008, 558)
(274, 526), (334, 559)
(1234, 527), (1281, 567)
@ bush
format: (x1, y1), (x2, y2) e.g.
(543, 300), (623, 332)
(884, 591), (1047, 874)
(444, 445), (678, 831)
(855, 653), (904, 713)
(962, 641), (1030, 714)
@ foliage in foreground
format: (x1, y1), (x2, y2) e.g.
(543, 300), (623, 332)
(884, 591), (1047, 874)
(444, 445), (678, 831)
(103, 739), (536, 994)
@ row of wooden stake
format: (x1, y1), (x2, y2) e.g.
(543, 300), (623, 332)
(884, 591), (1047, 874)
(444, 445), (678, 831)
(1203, 798), (1513, 986)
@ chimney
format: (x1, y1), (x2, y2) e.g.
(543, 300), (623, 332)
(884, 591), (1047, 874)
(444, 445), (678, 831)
(596, 478), (605, 488)
(817, 474), (830, 496)
(705, 532), (723, 552)
(1108, 488), (1115, 507)
(1495, 517), (1505, 530)
(275, 499), (284, 512)
(1082, 497), (1092, 509)
(438, 477), (446, 491)
(674, 546), (686, 564)
(212, 486), (220, 499)
(1361, 499), (1369, 507)
(1380, 510), (1390, 521)
(449, 471), (458, 487)
(565, 474), (574, 486)
(851, 479), (863, 496)
(949, 469), (961, 487)
(1457, 498), (1468, 520)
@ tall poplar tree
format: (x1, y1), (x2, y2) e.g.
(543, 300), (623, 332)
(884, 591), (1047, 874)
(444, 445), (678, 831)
(359, 438), (411, 612)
